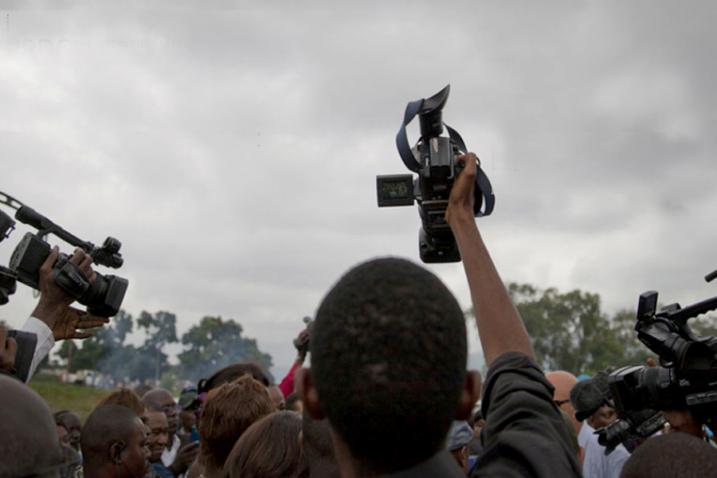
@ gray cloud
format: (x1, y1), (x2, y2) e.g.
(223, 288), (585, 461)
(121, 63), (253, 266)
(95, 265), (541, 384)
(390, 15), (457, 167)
(2, 1), (717, 377)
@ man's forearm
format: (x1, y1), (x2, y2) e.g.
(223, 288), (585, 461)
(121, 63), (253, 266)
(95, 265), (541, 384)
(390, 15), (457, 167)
(451, 213), (533, 366)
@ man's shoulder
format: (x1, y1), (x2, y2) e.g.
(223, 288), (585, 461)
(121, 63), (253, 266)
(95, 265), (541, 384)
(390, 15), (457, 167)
(475, 352), (581, 478)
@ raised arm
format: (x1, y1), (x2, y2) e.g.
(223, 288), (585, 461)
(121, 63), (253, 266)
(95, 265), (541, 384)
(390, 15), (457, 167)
(445, 153), (533, 366)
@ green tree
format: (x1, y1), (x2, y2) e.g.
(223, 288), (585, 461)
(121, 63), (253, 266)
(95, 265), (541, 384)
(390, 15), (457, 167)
(177, 316), (273, 383)
(507, 283), (642, 374)
(611, 308), (654, 365)
(135, 311), (179, 382)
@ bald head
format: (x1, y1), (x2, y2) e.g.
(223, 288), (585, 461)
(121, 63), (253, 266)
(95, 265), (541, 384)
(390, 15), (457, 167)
(143, 388), (178, 434)
(82, 405), (149, 478)
(546, 371), (577, 396)
(0, 375), (64, 477)
(546, 371), (579, 432)
(142, 388), (173, 410)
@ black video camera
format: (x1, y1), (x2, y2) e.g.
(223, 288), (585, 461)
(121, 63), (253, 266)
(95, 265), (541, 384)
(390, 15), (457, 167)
(376, 85), (495, 263)
(597, 407), (666, 454)
(601, 280), (717, 449)
(0, 192), (128, 317)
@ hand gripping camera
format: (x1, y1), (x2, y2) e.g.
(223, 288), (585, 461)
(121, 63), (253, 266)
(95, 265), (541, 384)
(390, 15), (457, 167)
(0, 191), (128, 317)
(376, 85), (495, 263)
(599, 275), (717, 451)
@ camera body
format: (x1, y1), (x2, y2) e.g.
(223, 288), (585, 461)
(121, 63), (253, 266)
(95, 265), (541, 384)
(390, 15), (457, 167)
(10, 232), (128, 317)
(376, 85), (494, 263)
(601, 287), (717, 449)
(0, 193), (128, 318)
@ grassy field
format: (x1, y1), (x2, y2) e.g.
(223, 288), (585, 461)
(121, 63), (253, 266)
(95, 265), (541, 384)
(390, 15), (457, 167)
(29, 374), (111, 420)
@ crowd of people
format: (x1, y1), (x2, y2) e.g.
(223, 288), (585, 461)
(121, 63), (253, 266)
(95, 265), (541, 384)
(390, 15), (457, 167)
(2, 153), (717, 477)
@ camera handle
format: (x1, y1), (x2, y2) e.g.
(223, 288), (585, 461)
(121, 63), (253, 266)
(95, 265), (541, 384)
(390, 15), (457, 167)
(395, 92), (495, 217)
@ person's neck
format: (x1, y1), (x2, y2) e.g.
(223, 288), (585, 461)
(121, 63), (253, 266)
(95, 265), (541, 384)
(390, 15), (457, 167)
(332, 431), (392, 478)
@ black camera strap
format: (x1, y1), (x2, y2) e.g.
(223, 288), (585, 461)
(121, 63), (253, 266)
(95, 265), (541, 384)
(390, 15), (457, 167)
(395, 99), (495, 217)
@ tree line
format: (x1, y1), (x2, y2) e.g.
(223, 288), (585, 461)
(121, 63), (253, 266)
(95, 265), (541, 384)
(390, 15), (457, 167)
(505, 282), (717, 375)
(53, 281), (717, 385)
(56, 311), (273, 387)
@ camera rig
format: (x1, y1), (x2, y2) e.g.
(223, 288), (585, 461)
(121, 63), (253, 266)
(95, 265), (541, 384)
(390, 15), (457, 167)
(598, 272), (717, 452)
(0, 191), (128, 316)
(376, 85), (495, 263)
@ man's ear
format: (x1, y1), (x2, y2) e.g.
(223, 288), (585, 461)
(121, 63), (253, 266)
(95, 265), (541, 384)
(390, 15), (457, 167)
(295, 367), (325, 420)
(109, 441), (125, 465)
(456, 370), (482, 420)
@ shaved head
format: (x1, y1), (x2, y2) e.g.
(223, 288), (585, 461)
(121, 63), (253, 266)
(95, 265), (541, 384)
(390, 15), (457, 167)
(546, 371), (579, 431)
(81, 405), (140, 463)
(143, 388), (178, 434)
(82, 405), (149, 477)
(0, 375), (64, 477)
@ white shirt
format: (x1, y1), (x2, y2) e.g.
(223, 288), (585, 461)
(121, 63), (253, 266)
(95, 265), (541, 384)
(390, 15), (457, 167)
(162, 434), (182, 477)
(578, 421), (592, 449)
(21, 316), (55, 381)
(581, 422), (630, 478)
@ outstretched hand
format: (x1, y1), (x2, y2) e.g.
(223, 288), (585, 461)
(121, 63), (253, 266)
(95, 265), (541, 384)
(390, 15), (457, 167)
(51, 306), (109, 341)
(445, 153), (478, 226)
(294, 329), (310, 363)
(32, 247), (107, 340)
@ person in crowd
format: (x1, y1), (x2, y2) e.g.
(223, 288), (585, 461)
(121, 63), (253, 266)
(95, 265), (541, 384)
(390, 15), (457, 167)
(301, 413), (339, 478)
(0, 375), (66, 477)
(144, 388), (199, 476)
(58, 442), (81, 478)
(32, 249), (108, 375)
(297, 153), (580, 477)
(194, 362), (271, 420)
(177, 387), (200, 445)
(224, 411), (308, 478)
(97, 388), (147, 421)
(268, 384), (286, 410)
(54, 410), (83, 454)
(145, 409), (173, 478)
(570, 376), (629, 478)
(54, 410), (83, 477)
(81, 405), (149, 478)
(197, 362), (270, 395)
(446, 421), (474, 474)
(276, 328), (310, 398)
(19, 247), (109, 382)
(620, 432), (717, 478)
(192, 375), (274, 478)
(546, 371), (580, 433)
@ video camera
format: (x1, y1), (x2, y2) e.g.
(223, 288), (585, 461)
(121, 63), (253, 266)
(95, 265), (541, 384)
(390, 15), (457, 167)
(376, 85), (495, 263)
(0, 191), (128, 317)
(599, 275), (717, 450)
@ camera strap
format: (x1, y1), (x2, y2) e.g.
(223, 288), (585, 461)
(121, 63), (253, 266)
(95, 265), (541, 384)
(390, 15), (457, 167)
(395, 99), (495, 217)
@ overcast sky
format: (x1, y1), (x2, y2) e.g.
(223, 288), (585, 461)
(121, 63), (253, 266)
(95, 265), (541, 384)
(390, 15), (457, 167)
(1, 1), (716, 378)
